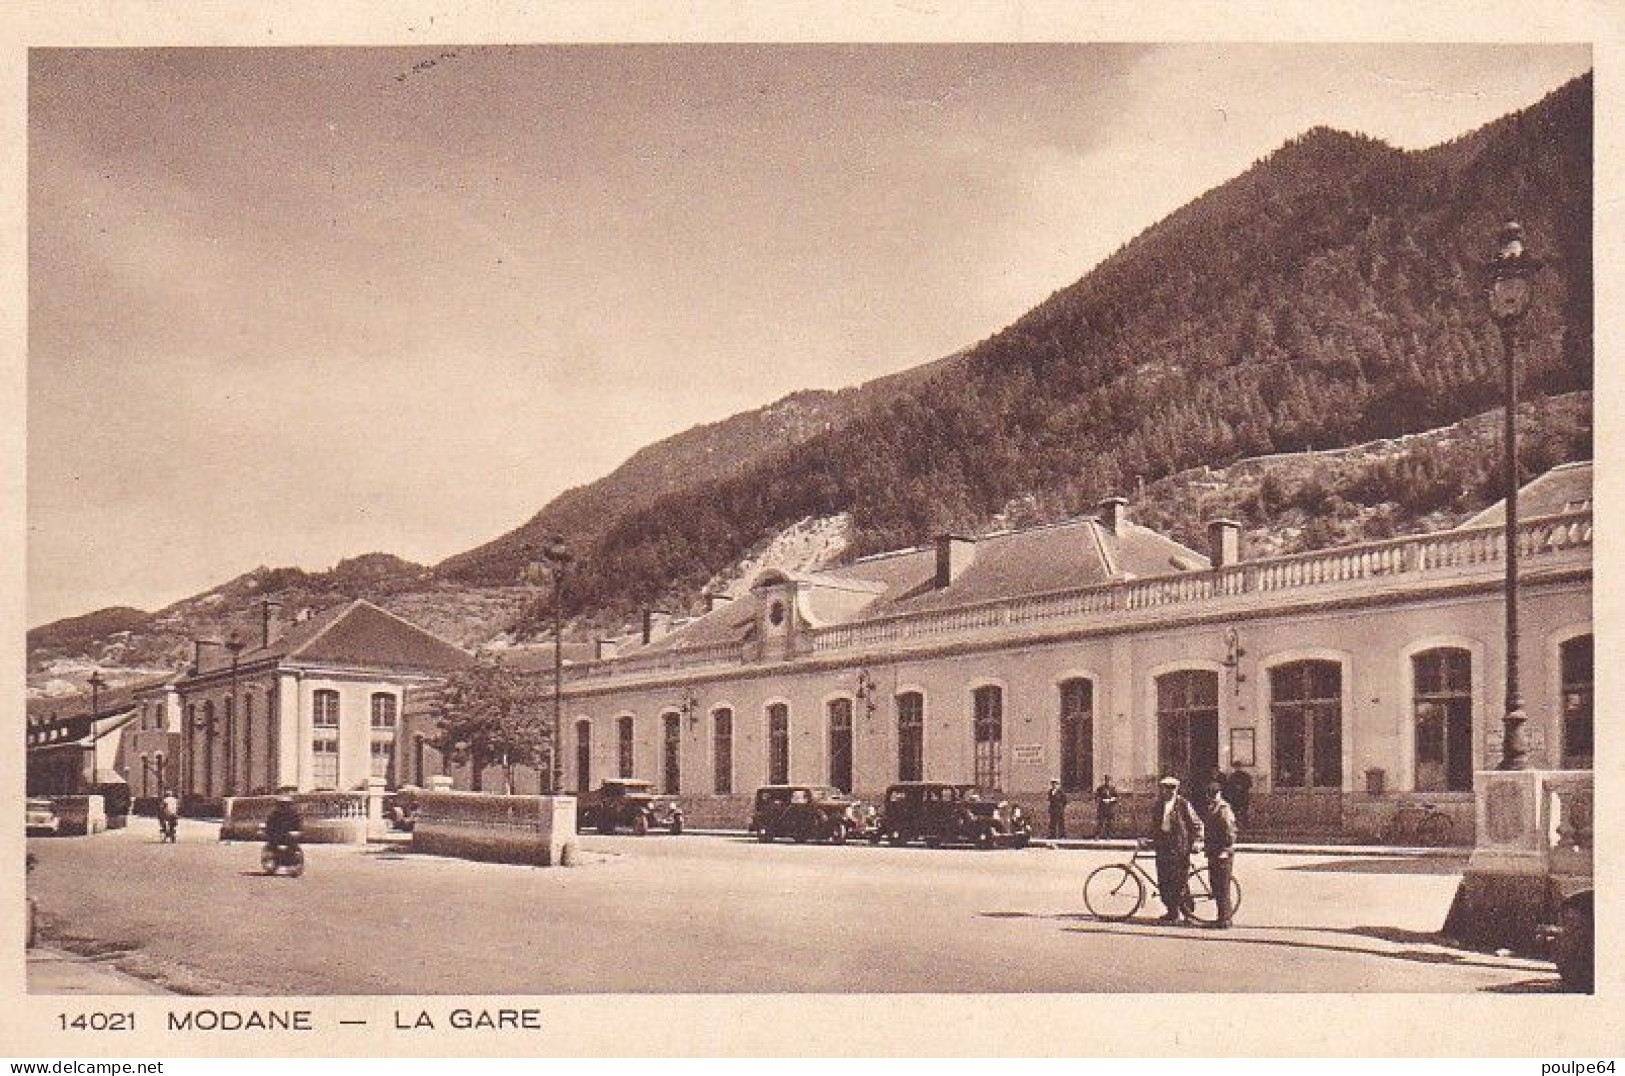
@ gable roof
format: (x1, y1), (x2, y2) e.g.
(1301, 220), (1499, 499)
(191, 600), (474, 677)
(1463, 460), (1592, 527)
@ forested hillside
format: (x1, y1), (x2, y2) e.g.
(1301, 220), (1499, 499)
(541, 74), (1590, 625)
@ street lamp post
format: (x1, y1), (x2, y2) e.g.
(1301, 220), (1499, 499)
(1487, 220), (1537, 771)
(224, 630), (245, 795)
(88, 670), (106, 723)
(522, 536), (574, 794)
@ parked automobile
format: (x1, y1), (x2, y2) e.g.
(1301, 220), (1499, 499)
(869, 782), (1031, 849)
(576, 779), (684, 835)
(749, 785), (872, 844)
(25, 797), (61, 836)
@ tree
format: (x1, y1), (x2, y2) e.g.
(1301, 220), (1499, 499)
(433, 658), (551, 794)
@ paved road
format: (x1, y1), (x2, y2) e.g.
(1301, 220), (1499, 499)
(27, 821), (1558, 994)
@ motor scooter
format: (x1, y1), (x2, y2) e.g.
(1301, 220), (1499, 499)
(259, 828), (305, 877)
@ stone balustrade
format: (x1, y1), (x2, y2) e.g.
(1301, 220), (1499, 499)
(564, 511), (1590, 681)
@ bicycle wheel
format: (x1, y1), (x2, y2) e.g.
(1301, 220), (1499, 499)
(1419, 812), (1453, 847)
(1186, 868), (1243, 924)
(1083, 864), (1145, 921)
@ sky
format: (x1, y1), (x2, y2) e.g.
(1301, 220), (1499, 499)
(27, 43), (1592, 627)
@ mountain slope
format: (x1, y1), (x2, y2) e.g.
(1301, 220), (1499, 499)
(437, 348), (970, 585)
(540, 73), (1591, 623)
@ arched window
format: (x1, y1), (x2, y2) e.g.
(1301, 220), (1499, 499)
(828, 698), (854, 793)
(767, 703), (790, 785)
(713, 708), (734, 794)
(662, 712), (682, 795)
(896, 692), (924, 782)
(972, 686), (1003, 791)
(1413, 648), (1472, 792)
(575, 719), (592, 794)
(1560, 634), (1593, 769)
(368, 693), (397, 785)
(617, 716), (635, 779)
(1059, 678), (1094, 792)
(312, 689), (341, 789)
(1157, 670), (1219, 787)
(1271, 661), (1342, 789)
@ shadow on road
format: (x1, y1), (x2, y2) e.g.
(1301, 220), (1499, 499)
(980, 909), (1555, 986)
(1283, 857), (1466, 875)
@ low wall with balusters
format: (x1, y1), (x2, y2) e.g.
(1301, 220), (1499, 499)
(411, 791), (577, 866)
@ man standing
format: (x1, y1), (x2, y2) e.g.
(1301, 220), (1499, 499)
(1203, 782), (1239, 928)
(1094, 775), (1121, 839)
(1148, 776), (1204, 923)
(1046, 779), (1068, 840)
(158, 789), (180, 843)
(1225, 763), (1253, 829)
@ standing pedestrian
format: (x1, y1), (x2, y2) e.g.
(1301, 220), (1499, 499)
(1148, 776), (1204, 923)
(1225, 763), (1253, 829)
(158, 789), (180, 843)
(1094, 775), (1121, 839)
(1202, 781), (1238, 928)
(1046, 779), (1068, 840)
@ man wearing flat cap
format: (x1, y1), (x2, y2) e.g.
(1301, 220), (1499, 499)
(1148, 775), (1204, 923)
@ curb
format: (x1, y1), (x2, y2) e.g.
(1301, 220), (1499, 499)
(670, 828), (1466, 858)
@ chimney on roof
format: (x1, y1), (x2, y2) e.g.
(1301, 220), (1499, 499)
(705, 592), (734, 613)
(595, 638), (619, 661)
(1097, 496), (1129, 536)
(642, 608), (672, 645)
(934, 534), (977, 589)
(1207, 519), (1243, 568)
(259, 599), (283, 648)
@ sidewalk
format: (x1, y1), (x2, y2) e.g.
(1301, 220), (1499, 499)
(26, 946), (174, 995)
(680, 827), (1468, 858)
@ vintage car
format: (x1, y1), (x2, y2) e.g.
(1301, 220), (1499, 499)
(25, 797), (61, 836)
(749, 785), (872, 844)
(575, 779), (684, 835)
(1536, 776), (1594, 991)
(870, 782), (1031, 849)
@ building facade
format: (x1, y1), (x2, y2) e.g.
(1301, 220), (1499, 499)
(544, 469), (1592, 840)
(164, 600), (474, 803)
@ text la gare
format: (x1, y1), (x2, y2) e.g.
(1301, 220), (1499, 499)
(394, 1008), (542, 1031)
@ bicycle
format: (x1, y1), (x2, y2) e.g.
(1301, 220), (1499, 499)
(1381, 802), (1454, 847)
(1083, 839), (1242, 924)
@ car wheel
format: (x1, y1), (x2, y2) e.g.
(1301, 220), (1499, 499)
(599, 819), (616, 835)
(632, 814), (649, 836)
(887, 830), (907, 847)
(669, 818), (683, 836)
(975, 827), (995, 850)
(1555, 900), (1593, 991)
(924, 834), (942, 849)
(829, 821), (848, 845)
(758, 827), (774, 843)
(867, 827), (884, 845)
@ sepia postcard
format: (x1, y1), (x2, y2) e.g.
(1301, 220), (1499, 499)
(4, 0), (1621, 1059)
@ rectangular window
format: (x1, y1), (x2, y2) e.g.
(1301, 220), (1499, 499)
(1561, 635), (1593, 769)
(897, 693), (924, 782)
(312, 737), (339, 789)
(973, 686), (1003, 791)
(713, 708), (733, 794)
(767, 703), (790, 785)
(575, 721), (592, 794)
(369, 739), (393, 780)
(371, 693), (397, 728)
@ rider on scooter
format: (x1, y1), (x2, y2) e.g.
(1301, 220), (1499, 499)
(263, 794), (304, 868)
